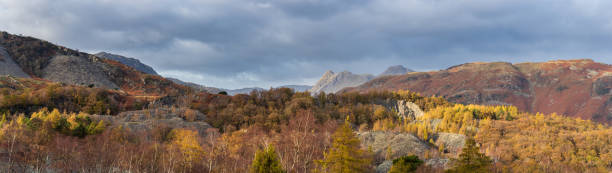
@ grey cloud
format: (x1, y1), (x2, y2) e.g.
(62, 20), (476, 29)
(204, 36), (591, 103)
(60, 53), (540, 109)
(1, 0), (611, 89)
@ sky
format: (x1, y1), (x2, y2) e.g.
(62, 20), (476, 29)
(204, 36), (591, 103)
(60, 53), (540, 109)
(1, 0), (612, 89)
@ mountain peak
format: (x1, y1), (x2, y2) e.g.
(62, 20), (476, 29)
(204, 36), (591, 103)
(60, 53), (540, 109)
(380, 65), (413, 76)
(309, 70), (374, 94)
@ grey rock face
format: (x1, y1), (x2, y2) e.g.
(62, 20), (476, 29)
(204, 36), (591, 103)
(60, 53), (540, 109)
(375, 160), (393, 173)
(433, 133), (466, 154)
(42, 55), (118, 89)
(309, 70), (374, 94)
(391, 100), (424, 120)
(358, 131), (430, 161)
(0, 46), (30, 78)
(425, 158), (450, 168)
(95, 52), (159, 75)
(380, 65), (414, 76)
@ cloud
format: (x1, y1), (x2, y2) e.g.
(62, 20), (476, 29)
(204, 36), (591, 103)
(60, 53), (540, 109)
(1, 0), (611, 89)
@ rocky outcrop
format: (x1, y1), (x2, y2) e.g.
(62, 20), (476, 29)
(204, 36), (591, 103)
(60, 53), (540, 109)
(95, 52), (159, 75)
(358, 131), (430, 161)
(379, 65), (414, 76)
(375, 160), (393, 173)
(395, 100), (424, 120)
(343, 59), (612, 123)
(433, 133), (466, 154)
(0, 46), (29, 78)
(42, 55), (119, 89)
(309, 70), (374, 94)
(94, 108), (212, 135)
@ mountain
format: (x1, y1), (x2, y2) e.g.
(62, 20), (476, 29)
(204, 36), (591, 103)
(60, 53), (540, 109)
(94, 52), (159, 75)
(277, 85), (312, 92)
(342, 59), (612, 123)
(379, 65), (414, 76)
(0, 31), (189, 96)
(309, 70), (375, 94)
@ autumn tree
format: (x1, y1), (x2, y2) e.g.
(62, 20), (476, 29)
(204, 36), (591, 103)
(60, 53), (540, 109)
(168, 129), (204, 170)
(447, 138), (491, 173)
(251, 145), (285, 173)
(316, 119), (371, 173)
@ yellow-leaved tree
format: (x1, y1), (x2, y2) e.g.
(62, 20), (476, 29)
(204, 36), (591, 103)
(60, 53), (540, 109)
(169, 129), (204, 170)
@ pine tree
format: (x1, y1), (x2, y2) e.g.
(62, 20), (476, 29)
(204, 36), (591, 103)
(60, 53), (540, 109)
(446, 138), (492, 173)
(250, 145), (285, 173)
(388, 155), (423, 173)
(316, 118), (371, 173)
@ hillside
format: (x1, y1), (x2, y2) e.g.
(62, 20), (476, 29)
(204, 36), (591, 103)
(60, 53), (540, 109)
(94, 52), (159, 75)
(342, 59), (612, 123)
(0, 31), (190, 96)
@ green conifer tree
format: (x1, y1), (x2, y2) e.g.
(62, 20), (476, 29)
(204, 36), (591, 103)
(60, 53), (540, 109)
(251, 145), (285, 173)
(388, 155), (423, 173)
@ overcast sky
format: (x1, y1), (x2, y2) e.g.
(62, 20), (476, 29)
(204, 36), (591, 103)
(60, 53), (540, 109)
(1, 0), (612, 89)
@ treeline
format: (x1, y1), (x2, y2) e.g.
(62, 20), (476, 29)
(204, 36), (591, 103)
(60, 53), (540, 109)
(189, 88), (450, 132)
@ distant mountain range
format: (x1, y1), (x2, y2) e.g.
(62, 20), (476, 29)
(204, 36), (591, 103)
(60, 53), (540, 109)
(168, 77), (311, 95)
